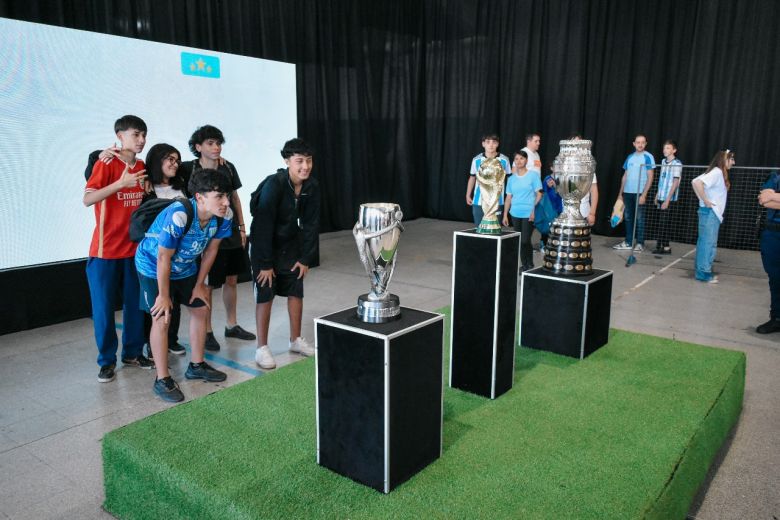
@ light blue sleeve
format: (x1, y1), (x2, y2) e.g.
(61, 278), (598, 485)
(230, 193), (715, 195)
(645, 153), (656, 170)
(501, 157), (511, 174)
(214, 214), (233, 239)
(532, 173), (543, 192)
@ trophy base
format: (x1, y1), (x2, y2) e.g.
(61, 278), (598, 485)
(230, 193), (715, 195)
(543, 221), (593, 276)
(477, 215), (502, 235)
(357, 294), (401, 323)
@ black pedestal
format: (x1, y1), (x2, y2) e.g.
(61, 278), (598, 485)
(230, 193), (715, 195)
(314, 307), (444, 493)
(520, 268), (612, 359)
(450, 229), (520, 399)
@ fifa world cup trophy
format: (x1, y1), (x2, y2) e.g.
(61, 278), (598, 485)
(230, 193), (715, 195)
(543, 139), (597, 275)
(353, 203), (405, 322)
(476, 157), (505, 235)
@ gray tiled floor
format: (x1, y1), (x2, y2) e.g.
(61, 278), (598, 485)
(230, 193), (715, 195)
(0, 218), (777, 519)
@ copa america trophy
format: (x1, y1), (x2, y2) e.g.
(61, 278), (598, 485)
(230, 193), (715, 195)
(543, 139), (597, 275)
(353, 203), (405, 323)
(476, 157), (506, 235)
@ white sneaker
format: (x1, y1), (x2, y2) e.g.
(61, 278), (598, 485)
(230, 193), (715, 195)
(634, 244), (644, 252)
(255, 345), (277, 369)
(289, 337), (315, 357)
(612, 241), (631, 250)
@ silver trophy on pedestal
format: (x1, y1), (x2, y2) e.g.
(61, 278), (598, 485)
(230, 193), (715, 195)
(353, 203), (405, 323)
(543, 139), (597, 275)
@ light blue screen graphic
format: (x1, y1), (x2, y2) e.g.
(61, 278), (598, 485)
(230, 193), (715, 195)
(0, 18), (297, 270)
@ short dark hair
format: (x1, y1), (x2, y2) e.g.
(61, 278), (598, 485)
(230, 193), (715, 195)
(513, 150), (528, 160)
(481, 133), (500, 142)
(188, 168), (232, 196)
(281, 138), (314, 159)
(525, 133), (540, 142)
(634, 133), (647, 141)
(114, 115), (147, 133)
(663, 139), (678, 149)
(146, 143), (185, 192)
(189, 125), (225, 157)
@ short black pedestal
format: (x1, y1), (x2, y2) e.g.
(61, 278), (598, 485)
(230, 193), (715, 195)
(450, 229), (520, 399)
(520, 268), (613, 359)
(314, 307), (444, 494)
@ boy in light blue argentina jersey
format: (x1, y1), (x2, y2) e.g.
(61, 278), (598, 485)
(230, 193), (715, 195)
(466, 133), (512, 226)
(653, 140), (682, 254)
(135, 169), (233, 403)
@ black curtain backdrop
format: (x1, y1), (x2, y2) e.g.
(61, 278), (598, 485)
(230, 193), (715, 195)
(2, 0), (779, 236)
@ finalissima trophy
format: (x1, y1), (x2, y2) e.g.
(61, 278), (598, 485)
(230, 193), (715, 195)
(543, 139), (597, 275)
(476, 157), (506, 235)
(353, 203), (405, 323)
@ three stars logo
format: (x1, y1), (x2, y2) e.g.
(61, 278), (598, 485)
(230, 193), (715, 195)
(181, 52), (220, 78)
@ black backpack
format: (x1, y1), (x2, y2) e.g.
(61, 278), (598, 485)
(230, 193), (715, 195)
(129, 197), (194, 242)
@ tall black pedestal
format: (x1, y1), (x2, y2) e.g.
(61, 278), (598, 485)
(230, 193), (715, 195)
(520, 268), (613, 359)
(450, 229), (520, 399)
(315, 307), (444, 494)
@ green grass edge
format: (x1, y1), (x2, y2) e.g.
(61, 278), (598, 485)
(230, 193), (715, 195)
(642, 351), (746, 519)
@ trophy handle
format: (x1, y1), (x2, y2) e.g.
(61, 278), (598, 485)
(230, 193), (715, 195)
(359, 219), (404, 240)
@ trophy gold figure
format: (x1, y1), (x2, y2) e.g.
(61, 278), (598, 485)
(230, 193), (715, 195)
(476, 157), (505, 235)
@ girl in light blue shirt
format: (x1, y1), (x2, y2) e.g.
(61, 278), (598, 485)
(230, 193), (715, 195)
(503, 151), (543, 271)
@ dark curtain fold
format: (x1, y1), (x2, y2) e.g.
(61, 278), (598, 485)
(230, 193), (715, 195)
(2, 0), (779, 234)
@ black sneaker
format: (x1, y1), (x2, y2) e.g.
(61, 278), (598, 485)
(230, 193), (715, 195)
(185, 361), (227, 382)
(122, 355), (156, 369)
(756, 318), (780, 334)
(145, 343), (153, 359)
(98, 364), (116, 383)
(205, 332), (221, 352)
(224, 324), (257, 341)
(153, 376), (184, 403)
(169, 342), (187, 356)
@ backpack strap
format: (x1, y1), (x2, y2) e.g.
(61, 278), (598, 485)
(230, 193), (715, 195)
(181, 197), (195, 236)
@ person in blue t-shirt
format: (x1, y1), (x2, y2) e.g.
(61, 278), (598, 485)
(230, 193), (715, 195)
(757, 171), (780, 334)
(135, 168), (234, 403)
(502, 150), (543, 271)
(613, 134), (655, 252)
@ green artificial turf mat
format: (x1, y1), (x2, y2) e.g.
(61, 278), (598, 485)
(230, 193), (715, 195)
(103, 315), (744, 519)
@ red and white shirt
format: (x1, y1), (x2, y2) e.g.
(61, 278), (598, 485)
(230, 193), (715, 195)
(85, 159), (146, 258)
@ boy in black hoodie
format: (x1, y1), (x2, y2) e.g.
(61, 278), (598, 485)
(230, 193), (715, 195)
(249, 138), (320, 369)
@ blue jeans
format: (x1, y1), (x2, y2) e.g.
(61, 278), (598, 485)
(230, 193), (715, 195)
(695, 207), (721, 281)
(760, 229), (780, 318)
(471, 204), (484, 226)
(86, 257), (144, 366)
(622, 193), (645, 246)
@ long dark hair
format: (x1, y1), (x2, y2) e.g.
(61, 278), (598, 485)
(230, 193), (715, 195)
(704, 149), (735, 190)
(146, 143), (185, 192)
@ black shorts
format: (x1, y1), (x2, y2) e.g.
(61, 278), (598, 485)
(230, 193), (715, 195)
(138, 274), (207, 312)
(253, 241), (305, 303)
(207, 247), (248, 288)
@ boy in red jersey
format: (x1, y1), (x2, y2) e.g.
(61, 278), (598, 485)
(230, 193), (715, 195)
(83, 115), (155, 383)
